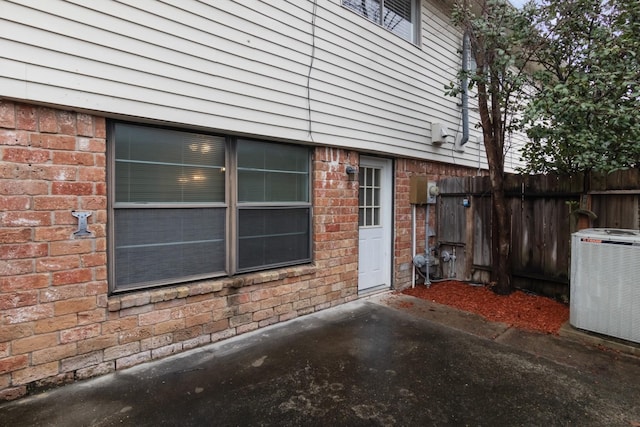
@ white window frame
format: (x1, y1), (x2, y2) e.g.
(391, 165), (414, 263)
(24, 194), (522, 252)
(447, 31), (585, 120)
(342, 0), (421, 44)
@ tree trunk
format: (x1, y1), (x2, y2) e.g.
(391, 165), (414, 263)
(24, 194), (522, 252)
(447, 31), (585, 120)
(477, 81), (513, 294)
(489, 177), (512, 295)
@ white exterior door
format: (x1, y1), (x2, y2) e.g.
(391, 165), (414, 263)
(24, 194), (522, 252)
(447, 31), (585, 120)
(358, 157), (392, 292)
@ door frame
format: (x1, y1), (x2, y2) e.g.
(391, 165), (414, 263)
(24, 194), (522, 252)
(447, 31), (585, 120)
(357, 156), (393, 293)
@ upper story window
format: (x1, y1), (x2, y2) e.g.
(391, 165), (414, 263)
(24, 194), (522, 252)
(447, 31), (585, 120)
(109, 122), (312, 293)
(342, 0), (420, 44)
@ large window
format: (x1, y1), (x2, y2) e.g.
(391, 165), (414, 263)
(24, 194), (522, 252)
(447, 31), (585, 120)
(342, 0), (420, 44)
(109, 123), (311, 292)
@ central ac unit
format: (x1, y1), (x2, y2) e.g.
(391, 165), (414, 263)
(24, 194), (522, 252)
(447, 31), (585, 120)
(570, 228), (640, 344)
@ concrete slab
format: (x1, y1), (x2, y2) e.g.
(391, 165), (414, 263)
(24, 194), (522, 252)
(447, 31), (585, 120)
(1, 295), (640, 426)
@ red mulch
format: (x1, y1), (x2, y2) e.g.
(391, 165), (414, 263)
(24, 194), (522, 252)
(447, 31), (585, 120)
(401, 280), (569, 335)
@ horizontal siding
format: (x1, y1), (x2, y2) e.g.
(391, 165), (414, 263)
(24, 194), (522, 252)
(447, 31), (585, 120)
(0, 0), (525, 170)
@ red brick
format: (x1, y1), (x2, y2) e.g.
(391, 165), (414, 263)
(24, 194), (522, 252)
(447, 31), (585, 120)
(32, 343), (77, 365)
(139, 310), (171, 326)
(76, 114), (93, 137)
(95, 182), (106, 196)
(140, 334), (172, 352)
(0, 273), (49, 292)
(0, 100), (16, 128)
(0, 130), (29, 146)
(0, 180), (48, 196)
(51, 182), (93, 196)
(30, 134), (76, 150)
(37, 107), (57, 133)
(0, 196), (30, 211)
(85, 280), (107, 295)
(104, 342), (140, 361)
(33, 196), (77, 211)
(78, 166), (105, 182)
(39, 283), (85, 303)
(52, 268), (93, 286)
(0, 228), (31, 244)
(12, 332), (58, 354)
(227, 293), (250, 306)
(118, 327), (153, 345)
(95, 153), (106, 167)
(36, 255), (80, 273)
(49, 239), (92, 256)
(32, 165), (78, 181)
(75, 362), (114, 380)
(0, 386), (27, 401)
(260, 297), (282, 309)
(12, 361), (59, 385)
(115, 352), (151, 370)
(185, 312), (212, 328)
(154, 319), (185, 335)
(0, 323), (33, 342)
(151, 343), (183, 359)
(94, 118), (106, 138)
(0, 259), (33, 276)
(53, 211), (76, 226)
(1, 211), (51, 227)
(81, 252), (106, 268)
(56, 110), (76, 135)
(79, 196), (106, 210)
(2, 304), (53, 324)
(15, 104), (36, 131)
(60, 351), (102, 372)
(2, 147), (50, 164)
(237, 301), (260, 314)
(33, 226), (73, 242)
(204, 319), (230, 335)
(0, 355), (29, 374)
(77, 308), (105, 325)
(253, 308), (274, 322)
(0, 291), (38, 310)
(34, 314), (78, 333)
(59, 323), (100, 344)
(54, 296), (97, 316)
(78, 138), (105, 153)
(52, 151), (94, 166)
(102, 317), (138, 334)
(76, 334), (118, 354)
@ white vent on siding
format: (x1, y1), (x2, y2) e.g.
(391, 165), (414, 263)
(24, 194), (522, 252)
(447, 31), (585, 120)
(570, 228), (640, 344)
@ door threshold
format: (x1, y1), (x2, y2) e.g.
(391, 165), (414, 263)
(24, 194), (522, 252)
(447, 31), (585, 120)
(358, 284), (390, 297)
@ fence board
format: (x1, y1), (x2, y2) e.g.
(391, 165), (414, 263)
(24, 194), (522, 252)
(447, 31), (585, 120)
(437, 169), (639, 299)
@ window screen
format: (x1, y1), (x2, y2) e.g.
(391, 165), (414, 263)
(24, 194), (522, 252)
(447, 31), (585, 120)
(237, 139), (311, 272)
(342, 0), (419, 43)
(110, 124), (312, 292)
(112, 123), (226, 291)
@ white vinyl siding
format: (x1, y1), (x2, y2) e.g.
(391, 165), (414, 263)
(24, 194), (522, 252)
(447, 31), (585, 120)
(0, 0), (516, 171)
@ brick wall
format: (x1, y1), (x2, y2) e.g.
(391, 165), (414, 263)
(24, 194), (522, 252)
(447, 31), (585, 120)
(0, 100), (481, 401)
(0, 101), (359, 400)
(393, 159), (484, 289)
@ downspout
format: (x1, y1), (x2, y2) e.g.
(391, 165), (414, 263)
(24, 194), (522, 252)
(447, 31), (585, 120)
(460, 31), (470, 148)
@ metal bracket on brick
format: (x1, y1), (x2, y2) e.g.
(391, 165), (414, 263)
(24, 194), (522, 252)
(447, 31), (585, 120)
(71, 210), (93, 237)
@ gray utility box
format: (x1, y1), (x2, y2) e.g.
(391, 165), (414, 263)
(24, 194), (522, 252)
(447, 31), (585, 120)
(570, 228), (640, 344)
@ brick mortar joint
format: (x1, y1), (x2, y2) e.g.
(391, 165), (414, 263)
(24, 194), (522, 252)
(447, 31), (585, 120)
(107, 264), (318, 312)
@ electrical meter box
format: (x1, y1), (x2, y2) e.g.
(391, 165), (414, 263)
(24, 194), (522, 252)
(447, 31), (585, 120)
(409, 176), (428, 204)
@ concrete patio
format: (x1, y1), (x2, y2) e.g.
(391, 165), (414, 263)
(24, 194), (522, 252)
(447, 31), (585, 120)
(1, 292), (639, 426)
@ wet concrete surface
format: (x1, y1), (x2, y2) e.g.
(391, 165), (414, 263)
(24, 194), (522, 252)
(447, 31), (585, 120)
(2, 293), (640, 426)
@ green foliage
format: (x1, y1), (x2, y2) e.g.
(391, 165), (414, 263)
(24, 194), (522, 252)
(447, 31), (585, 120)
(446, 0), (539, 168)
(521, 0), (640, 174)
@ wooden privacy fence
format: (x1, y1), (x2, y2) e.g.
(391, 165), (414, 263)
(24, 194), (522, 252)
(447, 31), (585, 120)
(436, 169), (640, 299)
